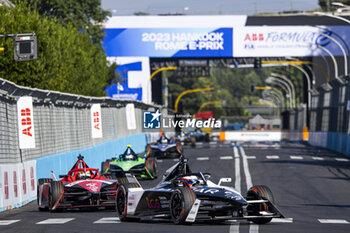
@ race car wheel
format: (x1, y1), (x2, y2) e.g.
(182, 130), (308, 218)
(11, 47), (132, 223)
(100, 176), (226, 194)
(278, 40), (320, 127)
(37, 178), (52, 211)
(146, 158), (158, 179)
(101, 162), (106, 175)
(49, 181), (64, 212)
(116, 184), (128, 221)
(145, 144), (152, 157)
(247, 185), (275, 224)
(170, 187), (196, 224)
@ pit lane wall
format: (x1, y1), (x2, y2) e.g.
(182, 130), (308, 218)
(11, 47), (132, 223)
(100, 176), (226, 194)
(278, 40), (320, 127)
(0, 78), (174, 212)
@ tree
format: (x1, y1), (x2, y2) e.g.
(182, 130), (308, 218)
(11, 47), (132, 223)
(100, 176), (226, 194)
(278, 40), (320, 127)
(0, 2), (112, 96)
(12, 0), (111, 45)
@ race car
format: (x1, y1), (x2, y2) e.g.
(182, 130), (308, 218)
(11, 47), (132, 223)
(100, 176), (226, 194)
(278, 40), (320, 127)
(101, 145), (157, 180)
(37, 155), (118, 211)
(147, 131), (182, 159)
(115, 156), (284, 224)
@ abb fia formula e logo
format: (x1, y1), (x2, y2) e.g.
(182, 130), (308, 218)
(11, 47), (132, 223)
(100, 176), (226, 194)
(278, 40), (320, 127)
(244, 33), (264, 41)
(17, 96), (35, 149)
(91, 104), (102, 138)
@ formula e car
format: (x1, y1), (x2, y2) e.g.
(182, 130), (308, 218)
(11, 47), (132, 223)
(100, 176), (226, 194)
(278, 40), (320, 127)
(37, 155), (118, 211)
(101, 145), (157, 180)
(147, 133), (182, 159)
(115, 156), (284, 224)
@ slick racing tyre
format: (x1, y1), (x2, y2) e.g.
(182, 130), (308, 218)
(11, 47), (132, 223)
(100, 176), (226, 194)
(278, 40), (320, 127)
(116, 184), (139, 222)
(247, 185), (275, 224)
(101, 162), (106, 175)
(146, 158), (158, 179)
(170, 187), (196, 224)
(116, 184), (129, 221)
(37, 178), (52, 211)
(49, 181), (64, 212)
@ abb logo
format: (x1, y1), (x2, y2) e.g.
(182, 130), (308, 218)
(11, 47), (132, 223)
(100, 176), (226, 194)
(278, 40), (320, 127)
(244, 33), (264, 41)
(93, 112), (100, 130)
(20, 108), (33, 137)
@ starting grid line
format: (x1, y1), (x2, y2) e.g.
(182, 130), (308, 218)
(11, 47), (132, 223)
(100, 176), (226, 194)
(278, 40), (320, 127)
(2, 217), (350, 226)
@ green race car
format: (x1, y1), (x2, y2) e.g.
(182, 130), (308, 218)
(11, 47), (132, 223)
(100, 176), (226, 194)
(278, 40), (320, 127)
(101, 145), (157, 180)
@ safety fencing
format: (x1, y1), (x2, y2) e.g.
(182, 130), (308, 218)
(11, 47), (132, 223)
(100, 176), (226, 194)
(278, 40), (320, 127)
(282, 76), (350, 156)
(0, 77), (174, 211)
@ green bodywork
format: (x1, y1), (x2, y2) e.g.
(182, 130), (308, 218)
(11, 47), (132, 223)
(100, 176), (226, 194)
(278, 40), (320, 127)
(106, 157), (153, 179)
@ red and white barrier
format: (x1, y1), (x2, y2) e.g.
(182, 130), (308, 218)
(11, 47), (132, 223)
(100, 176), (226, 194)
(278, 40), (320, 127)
(0, 160), (36, 211)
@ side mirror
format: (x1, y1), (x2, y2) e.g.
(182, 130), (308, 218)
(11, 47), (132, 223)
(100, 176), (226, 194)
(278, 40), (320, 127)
(218, 177), (232, 186)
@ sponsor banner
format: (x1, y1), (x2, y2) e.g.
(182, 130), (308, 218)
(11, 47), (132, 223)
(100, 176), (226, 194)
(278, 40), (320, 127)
(90, 104), (102, 138)
(105, 57), (150, 103)
(126, 103), (137, 130)
(233, 26), (348, 57)
(17, 97), (35, 149)
(103, 28), (233, 57)
(224, 131), (281, 141)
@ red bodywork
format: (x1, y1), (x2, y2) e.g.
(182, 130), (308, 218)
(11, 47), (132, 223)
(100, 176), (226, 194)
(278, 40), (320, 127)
(37, 156), (118, 211)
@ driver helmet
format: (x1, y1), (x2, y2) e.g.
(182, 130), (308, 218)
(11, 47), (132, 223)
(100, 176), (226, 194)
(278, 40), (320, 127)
(76, 171), (91, 180)
(181, 175), (198, 187)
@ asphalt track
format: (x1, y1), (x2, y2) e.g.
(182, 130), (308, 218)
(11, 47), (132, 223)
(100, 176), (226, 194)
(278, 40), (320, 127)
(1, 141), (350, 233)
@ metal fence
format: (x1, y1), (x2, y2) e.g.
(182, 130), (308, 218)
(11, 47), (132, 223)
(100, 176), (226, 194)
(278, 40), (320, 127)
(0, 77), (171, 164)
(282, 75), (350, 135)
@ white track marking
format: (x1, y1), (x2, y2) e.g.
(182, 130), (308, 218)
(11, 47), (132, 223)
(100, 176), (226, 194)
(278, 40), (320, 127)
(36, 218), (75, 224)
(335, 158), (349, 162)
(266, 155), (280, 159)
(245, 156), (256, 159)
(173, 159), (179, 162)
(197, 157), (209, 161)
(0, 220), (20, 225)
(233, 146), (241, 193)
(157, 160), (163, 163)
(318, 219), (349, 224)
(220, 156), (233, 160)
(209, 141), (217, 145)
(290, 156), (303, 160)
(271, 218), (293, 223)
(239, 147), (256, 233)
(249, 223), (259, 233)
(312, 157), (324, 160)
(93, 217), (120, 224)
(240, 147), (253, 190)
(229, 222), (240, 233)
(196, 142), (203, 145)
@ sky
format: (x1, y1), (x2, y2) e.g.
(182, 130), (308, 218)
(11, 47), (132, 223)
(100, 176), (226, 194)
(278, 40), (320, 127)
(101, 0), (320, 16)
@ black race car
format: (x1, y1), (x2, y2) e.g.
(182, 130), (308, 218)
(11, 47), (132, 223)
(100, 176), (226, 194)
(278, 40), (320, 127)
(146, 133), (182, 159)
(115, 156), (284, 224)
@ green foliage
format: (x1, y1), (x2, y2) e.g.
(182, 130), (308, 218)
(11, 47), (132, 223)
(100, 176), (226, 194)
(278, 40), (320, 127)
(167, 65), (303, 117)
(0, 3), (111, 96)
(12, 0), (110, 45)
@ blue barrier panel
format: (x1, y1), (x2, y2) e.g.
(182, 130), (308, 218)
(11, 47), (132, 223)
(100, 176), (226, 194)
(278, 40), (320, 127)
(36, 134), (147, 179)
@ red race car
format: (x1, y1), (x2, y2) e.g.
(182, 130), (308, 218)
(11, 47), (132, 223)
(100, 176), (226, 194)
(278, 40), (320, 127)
(37, 155), (118, 211)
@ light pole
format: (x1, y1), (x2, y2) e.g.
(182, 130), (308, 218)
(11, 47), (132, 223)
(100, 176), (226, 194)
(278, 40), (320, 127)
(198, 101), (222, 113)
(271, 73), (296, 108)
(266, 77), (293, 109)
(174, 87), (214, 113)
(147, 66), (177, 104)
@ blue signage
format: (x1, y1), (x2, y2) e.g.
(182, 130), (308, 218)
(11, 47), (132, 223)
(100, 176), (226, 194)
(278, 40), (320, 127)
(103, 28), (233, 57)
(104, 62), (143, 101)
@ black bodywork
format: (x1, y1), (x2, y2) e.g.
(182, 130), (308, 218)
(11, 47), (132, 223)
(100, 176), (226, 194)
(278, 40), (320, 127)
(117, 156), (284, 223)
